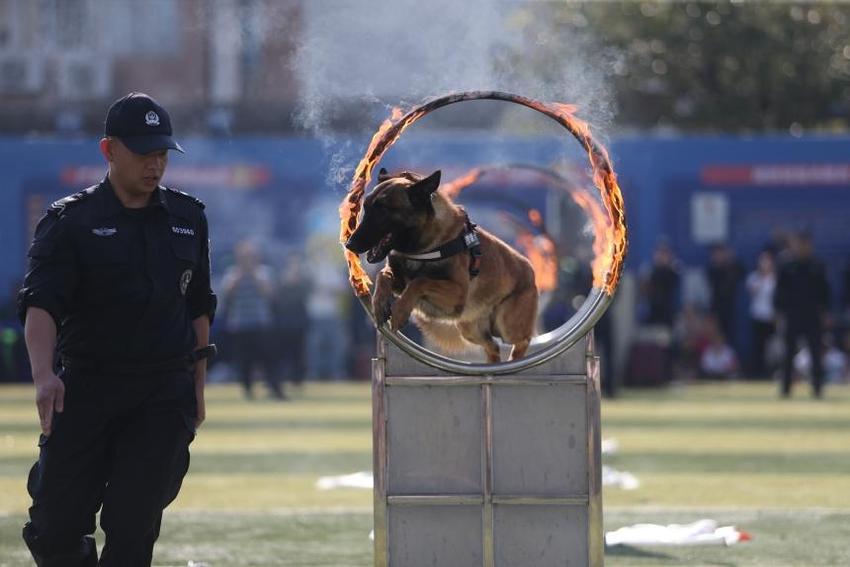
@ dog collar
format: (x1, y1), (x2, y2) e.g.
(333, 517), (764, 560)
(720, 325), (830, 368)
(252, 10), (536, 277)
(397, 212), (482, 277)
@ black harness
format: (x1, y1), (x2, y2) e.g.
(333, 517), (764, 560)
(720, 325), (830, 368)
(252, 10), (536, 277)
(397, 212), (483, 277)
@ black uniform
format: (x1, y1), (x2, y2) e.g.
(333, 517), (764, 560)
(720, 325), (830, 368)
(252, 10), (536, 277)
(774, 254), (830, 397)
(17, 177), (216, 566)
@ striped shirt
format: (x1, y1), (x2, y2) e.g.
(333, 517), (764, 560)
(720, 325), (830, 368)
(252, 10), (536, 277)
(221, 265), (274, 331)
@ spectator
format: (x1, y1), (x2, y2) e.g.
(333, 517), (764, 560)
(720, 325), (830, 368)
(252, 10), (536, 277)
(706, 243), (744, 348)
(305, 242), (350, 380)
(275, 254), (310, 386)
(644, 242), (681, 329)
(222, 241), (285, 399)
(746, 250), (777, 378)
(774, 231), (831, 398)
(674, 304), (712, 379)
(700, 317), (739, 379)
(764, 228), (791, 262)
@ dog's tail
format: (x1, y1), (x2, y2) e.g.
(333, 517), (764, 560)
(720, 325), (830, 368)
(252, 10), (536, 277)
(414, 317), (472, 355)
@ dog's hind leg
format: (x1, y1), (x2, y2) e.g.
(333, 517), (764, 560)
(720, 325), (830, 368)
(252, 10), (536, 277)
(458, 320), (501, 363)
(494, 286), (538, 361)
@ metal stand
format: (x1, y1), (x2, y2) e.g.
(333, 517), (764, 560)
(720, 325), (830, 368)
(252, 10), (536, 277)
(372, 332), (603, 567)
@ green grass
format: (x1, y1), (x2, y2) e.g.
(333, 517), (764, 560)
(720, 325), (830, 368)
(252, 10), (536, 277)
(1, 380), (849, 566)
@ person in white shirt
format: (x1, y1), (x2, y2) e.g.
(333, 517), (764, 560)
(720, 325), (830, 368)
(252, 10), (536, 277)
(746, 251), (777, 378)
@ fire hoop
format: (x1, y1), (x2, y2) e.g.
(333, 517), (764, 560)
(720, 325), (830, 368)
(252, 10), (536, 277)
(339, 91), (627, 375)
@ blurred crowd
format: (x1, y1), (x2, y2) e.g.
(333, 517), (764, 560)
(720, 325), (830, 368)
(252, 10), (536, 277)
(206, 239), (373, 399)
(633, 230), (850, 394)
(2, 230), (849, 396)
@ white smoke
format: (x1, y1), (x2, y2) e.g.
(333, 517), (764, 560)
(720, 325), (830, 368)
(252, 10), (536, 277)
(292, 0), (615, 187)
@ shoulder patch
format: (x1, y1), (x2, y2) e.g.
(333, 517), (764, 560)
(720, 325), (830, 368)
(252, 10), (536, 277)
(49, 186), (96, 216)
(164, 186), (205, 209)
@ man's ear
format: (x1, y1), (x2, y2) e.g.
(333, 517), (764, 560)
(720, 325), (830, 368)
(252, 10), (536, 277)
(99, 138), (113, 162)
(408, 170), (441, 204)
(377, 168), (391, 183)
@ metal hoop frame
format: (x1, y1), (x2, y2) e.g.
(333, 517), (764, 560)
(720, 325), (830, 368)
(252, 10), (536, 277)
(348, 91), (622, 375)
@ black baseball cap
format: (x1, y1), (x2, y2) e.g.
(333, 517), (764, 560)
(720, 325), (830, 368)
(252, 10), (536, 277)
(104, 92), (184, 154)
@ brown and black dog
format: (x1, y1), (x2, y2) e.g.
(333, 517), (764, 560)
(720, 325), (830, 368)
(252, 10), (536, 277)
(345, 169), (538, 362)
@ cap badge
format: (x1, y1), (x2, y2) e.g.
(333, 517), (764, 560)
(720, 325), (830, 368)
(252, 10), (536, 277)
(145, 111), (160, 126)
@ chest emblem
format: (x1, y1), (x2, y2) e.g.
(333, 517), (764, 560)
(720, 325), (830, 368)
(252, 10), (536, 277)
(92, 227), (117, 236)
(180, 269), (193, 296)
(172, 226), (195, 236)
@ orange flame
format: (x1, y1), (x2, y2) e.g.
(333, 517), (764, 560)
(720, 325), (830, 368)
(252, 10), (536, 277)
(339, 92), (627, 298)
(568, 190), (611, 287)
(441, 167), (484, 200)
(338, 108), (402, 296)
(529, 102), (627, 294)
(516, 231), (558, 293)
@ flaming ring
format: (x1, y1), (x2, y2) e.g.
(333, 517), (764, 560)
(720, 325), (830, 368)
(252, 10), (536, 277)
(340, 90), (627, 375)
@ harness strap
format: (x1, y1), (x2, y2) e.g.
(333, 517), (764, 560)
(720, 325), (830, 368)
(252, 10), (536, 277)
(397, 211), (483, 277)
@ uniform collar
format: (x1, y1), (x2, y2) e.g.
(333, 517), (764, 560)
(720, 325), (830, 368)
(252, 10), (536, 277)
(99, 175), (170, 216)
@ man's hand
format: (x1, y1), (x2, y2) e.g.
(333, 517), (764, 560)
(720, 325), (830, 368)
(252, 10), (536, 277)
(24, 308), (62, 437)
(34, 372), (64, 436)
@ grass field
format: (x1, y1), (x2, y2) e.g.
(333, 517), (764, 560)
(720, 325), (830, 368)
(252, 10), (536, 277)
(1, 380), (849, 566)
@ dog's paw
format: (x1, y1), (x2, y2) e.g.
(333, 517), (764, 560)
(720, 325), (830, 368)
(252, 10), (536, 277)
(390, 301), (412, 332)
(372, 295), (392, 327)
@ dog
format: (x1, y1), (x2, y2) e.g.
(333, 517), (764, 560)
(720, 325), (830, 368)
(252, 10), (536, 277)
(345, 168), (538, 362)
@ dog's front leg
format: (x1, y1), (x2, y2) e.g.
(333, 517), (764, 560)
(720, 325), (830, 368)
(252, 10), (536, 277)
(391, 278), (467, 332)
(372, 267), (395, 326)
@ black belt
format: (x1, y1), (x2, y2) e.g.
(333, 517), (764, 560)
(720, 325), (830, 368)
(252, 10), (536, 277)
(61, 344), (217, 375)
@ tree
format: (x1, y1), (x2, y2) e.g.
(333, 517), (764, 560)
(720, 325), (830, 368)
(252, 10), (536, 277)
(521, 1), (850, 132)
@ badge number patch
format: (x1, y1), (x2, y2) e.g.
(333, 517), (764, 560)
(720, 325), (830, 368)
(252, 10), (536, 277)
(172, 226), (195, 236)
(180, 269), (193, 296)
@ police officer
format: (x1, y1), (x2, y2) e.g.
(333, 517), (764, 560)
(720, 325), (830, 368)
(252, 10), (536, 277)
(774, 231), (830, 398)
(17, 92), (217, 566)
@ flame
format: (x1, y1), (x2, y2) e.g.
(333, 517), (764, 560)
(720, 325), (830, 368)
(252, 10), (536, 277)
(338, 108), (401, 295)
(339, 92), (627, 298)
(516, 231), (558, 293)
(568, 190), (610, 287)
(523, 208), (557, 292)
(441, 167), (484, 200)
(527, 101), (627, 294)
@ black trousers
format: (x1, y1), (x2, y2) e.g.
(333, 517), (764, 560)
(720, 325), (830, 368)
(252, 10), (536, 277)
(278, 328), (306, 385)
(230, 328), (282, 395)
(750, 319), (775, 379)
(782, 323), (823, 396)
(23, 368), (196, 567)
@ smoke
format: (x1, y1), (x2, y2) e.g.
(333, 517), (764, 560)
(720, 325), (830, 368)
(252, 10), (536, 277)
(292, 0), (615, 189)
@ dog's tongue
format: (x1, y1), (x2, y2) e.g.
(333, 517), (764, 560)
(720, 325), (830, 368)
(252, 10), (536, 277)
(366, 233), (393, 263)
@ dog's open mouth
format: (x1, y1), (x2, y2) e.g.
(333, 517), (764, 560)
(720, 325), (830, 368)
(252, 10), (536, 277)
(366, 233), (394, 263)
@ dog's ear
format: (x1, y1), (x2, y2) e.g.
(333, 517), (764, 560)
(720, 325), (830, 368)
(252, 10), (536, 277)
(408, 170), (441, 205)
(377, 168), (391, 183)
